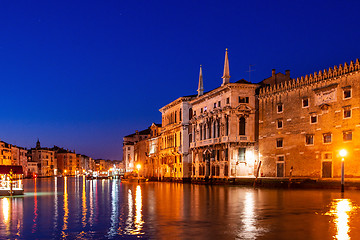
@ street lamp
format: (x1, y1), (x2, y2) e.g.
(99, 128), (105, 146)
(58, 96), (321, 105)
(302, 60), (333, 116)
(136, 164), (141, 183)
(339, 149), (347, 192)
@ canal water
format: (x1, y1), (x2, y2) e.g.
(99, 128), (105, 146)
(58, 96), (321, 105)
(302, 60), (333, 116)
(1, 177), (360, 239)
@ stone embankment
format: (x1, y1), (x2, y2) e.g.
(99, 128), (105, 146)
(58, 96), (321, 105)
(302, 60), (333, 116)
(149, 177), (360, 190)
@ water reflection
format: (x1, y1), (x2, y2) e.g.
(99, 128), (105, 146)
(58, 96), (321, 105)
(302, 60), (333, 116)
(134, 185), (144, 234)
(82, 176), (87, 227)
(2, 197), (10, 235)
(62, 176), (69, 238)
(32, 178), (38, 233)
(326, 198), (356, 240)
(124, 185), (144, 236)
(239, 191), (256, 239)
(125, 189), (133, 234)
(107, 180), (119, 238)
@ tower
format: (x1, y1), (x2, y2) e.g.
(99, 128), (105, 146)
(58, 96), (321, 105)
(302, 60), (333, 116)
(197, 65), (204, 97)
(221, 48), (230, 86)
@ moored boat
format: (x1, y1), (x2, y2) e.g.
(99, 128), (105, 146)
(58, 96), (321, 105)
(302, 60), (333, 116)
(0, 165), (24, 196)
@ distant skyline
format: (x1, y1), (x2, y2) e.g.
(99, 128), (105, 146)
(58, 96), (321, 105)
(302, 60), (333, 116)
(0, 0), (360, 160)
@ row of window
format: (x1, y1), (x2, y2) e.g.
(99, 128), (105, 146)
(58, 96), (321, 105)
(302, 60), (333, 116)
(276, 131), (353, 148)
(163, 109), (182, 126)
(194, 96), (249, 116)
(276, 88), (352, 113)
(194, 165), (229, 177)
(276, 108), (352, 129)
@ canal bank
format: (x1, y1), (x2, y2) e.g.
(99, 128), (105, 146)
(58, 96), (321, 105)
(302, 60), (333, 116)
(147, 177), (360, 190)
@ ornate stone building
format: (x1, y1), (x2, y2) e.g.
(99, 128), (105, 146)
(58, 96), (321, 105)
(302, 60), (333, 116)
(145, 123), (162, 179)
(123, 128), (150, 173)
(259, 59), (360, 178)
(189, 50), (259, 179)
(159, 95), (194, 181)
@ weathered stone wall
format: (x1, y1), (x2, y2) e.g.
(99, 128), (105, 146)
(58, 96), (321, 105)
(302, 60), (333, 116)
(259, 61), (360, 178)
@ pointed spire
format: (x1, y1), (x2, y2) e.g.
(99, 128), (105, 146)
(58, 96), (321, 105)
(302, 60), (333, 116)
(36, 138), (41, 149)
(221, 48), (230, 86)
(197, 65), (204, 97)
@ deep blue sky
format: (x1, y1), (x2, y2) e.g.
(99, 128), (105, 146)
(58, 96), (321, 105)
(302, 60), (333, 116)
(0, 0), (359, 160)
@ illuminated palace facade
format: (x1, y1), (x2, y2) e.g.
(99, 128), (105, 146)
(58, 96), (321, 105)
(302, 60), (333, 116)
(125, 50), (360, 180)
(189, 50), (259, 179)
(259, 59), (360, 178)
(159, 96), (193, 181)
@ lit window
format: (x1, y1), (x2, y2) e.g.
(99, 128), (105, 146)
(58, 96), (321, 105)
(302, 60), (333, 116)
(277, 119), (283, 129)
(344, 88), (351, 99)
(276, 138), (283, 148)
(323, 133), (332, 144)
(343, 131), (352, 141)
(310, 115), (318, 124)
(344, 109), (351, 119)
(305, 134), (314, 145)
(302, 98), (309, 108)
(204, 107), (207, 112)
(277, 104), (283, 113)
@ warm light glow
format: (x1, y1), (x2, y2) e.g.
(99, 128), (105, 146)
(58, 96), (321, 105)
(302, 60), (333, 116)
(340, 149), (347, 158)
(326, 199), (356, 240)
(2, 198), (10, 224)
(136, 164), (141, 171)
(134, 185), (144, 234)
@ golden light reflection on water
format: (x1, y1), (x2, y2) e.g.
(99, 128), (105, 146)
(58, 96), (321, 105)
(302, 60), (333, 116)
(134, 185), (144, 233)
(2, 198), (10, 224)
(326, 198), (357, 240)
(62, 176), (69, 238)
(82, 176), (87, 228)
(125, 185), (144, 235)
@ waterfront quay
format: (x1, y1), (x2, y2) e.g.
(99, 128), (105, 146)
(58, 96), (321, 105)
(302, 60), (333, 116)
(1, 177), (360, 239)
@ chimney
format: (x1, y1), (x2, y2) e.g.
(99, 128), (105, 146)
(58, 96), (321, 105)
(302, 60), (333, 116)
(285, 70), (290, 78)
(272, 69), (276, 77)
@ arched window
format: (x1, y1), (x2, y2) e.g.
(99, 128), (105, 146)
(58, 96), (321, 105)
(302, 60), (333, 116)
(208, 120), (212, 139)
(217, 120), (220, 137)
(213, 121), (216, 138)
(200, 124), (203, 141)
(239, 117), (246, 135)
(203, 124), (207, 139)
(225, 116), (229, 136)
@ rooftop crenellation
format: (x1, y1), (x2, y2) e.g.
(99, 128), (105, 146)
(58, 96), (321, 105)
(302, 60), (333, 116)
(259, 59), (360, 96)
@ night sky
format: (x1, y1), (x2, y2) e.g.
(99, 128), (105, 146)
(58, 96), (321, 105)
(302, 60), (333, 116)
(0, 0), (359, 160)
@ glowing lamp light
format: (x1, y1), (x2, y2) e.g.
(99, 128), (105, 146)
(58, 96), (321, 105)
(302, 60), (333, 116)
(340, 149), (347, 158)
(136, 164), (141, 171)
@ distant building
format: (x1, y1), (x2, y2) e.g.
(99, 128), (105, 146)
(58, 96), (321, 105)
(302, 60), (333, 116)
(53, 146), (77, 175)
(30, 140), (57, 176)
(0, 141), (12, 165)
(123, 128), (151, 173)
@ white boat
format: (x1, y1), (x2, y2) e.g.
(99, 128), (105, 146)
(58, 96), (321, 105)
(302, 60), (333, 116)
(0, 165), (24, 196)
